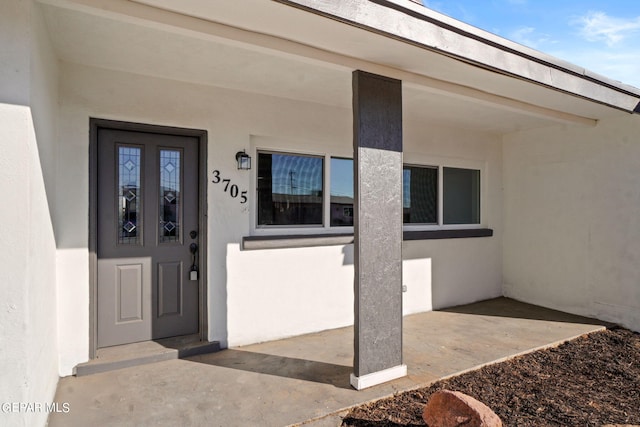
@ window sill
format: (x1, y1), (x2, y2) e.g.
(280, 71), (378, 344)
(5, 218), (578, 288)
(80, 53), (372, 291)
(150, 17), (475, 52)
(403, 228), (493, 240)
(242, 228), (493, 250)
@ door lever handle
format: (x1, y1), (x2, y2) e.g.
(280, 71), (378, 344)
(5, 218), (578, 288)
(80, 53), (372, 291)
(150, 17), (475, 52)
(189, 243), (199, 281)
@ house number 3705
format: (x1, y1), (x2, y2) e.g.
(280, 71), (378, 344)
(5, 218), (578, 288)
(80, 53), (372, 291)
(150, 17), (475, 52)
(212, 170), (248, 203)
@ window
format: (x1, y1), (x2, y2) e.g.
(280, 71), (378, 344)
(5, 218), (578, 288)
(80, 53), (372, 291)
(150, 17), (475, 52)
(257, 152), (323, 226)
(254, 149), (481, 231)
(403, 164), (481, 227)
(256, 152), (355, 229)
(443, 167), (480, 225)
(403, 165), (437, 224)
(330, 157), (354, 226)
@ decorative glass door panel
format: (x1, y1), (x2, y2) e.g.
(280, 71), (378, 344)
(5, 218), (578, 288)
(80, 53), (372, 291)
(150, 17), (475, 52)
(159, 149), (181, 244)
(118, 145), (143, 245)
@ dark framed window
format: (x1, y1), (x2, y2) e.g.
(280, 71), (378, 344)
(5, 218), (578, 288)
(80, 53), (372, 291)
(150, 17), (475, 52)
(402, 164), (481, 226)
(257, 152), (324, 226)
(403, 165), (438, 224)
(443, 167), (480, 225)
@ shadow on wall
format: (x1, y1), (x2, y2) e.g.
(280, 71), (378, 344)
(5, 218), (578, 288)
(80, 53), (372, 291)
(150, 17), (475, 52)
(341, 242), (433, 314)
(342, 243), (353, 265)
(209, 240), (231, 347)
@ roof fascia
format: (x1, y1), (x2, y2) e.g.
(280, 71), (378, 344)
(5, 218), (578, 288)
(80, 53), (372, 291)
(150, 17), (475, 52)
(275, 0), (640, 114)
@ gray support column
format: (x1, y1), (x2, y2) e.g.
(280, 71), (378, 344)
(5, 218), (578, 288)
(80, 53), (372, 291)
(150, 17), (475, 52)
(351, 70), (406, 390)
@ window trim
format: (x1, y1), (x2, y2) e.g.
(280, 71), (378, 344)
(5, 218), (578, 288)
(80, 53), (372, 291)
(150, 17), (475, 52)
(248, 141), (487, 237)
(255, 149), (326, 229)
(250, 142), (354, 237)
(403, 163), (439, 226)
(442, 166), (481, 226)
(329, 156), (356, 228)
(402, 157), (487, 231)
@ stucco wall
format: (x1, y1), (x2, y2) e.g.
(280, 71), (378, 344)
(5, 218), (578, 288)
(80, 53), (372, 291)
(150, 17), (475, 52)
(403, 119), (504, 310)
(503, 115), (640, 331)
(0, 2), (60, 426)
(56, 62), (503, 372)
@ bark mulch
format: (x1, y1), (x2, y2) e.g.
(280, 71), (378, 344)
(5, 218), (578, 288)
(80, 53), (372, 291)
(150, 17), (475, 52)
(342, 327), (640, 427)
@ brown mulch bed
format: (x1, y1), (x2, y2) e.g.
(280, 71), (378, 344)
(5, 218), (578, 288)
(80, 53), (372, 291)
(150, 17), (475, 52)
(343, 327), (640, 426)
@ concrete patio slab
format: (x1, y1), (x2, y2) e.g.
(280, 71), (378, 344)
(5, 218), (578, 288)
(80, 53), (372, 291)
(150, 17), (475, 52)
(49, 298), (609, 427)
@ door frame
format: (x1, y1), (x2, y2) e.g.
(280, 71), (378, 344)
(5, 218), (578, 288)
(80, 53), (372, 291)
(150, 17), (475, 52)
(89, 118), (208, 358)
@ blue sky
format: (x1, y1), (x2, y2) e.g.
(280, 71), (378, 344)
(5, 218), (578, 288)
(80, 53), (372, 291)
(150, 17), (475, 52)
(421, 1), (640, 89)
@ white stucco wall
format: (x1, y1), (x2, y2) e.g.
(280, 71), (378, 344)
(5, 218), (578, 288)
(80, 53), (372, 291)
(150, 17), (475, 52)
(503, 114), (640, 331)
(226, 244), (355, 345)
(403, 120), (504, 309)
(55, 61), (503, 371)
(0, 2), (60, 426)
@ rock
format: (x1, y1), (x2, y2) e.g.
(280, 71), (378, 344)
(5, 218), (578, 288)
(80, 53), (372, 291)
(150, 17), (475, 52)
(423, 389), (502, 427)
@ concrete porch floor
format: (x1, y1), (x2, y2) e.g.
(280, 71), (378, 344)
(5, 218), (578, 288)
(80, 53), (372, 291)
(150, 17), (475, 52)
(49, 298), (610, 427)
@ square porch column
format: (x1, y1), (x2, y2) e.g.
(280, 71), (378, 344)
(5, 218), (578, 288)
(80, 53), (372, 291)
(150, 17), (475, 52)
(351, 70), (407, 390)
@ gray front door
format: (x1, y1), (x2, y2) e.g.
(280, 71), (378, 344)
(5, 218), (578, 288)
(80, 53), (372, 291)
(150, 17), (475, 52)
(97, 128), (199, 348)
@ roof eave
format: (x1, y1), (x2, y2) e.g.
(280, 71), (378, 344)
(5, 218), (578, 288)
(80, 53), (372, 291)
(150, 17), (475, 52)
(275, 0), (640, 114)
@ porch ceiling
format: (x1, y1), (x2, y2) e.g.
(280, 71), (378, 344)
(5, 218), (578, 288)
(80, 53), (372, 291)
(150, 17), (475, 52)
(40, 0), (635, 134)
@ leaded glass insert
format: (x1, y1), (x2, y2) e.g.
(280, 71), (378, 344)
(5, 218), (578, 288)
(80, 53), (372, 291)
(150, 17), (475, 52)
(159, 149), (181, 243)
(118, 146), (142, 245)
(123, 221), (136, 233)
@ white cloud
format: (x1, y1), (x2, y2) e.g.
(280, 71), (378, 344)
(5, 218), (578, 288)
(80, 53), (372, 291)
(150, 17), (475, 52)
(511, 26), (535, 44)
(508, 26), (556, 49)
(551, 47), (640, 89)
(567, 11), (640, 87)
(422, 1), (445, 12)
(575, 11), (640, 47)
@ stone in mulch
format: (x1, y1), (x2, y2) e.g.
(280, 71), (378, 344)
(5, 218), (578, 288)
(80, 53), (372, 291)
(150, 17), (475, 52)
(422, 390), (502, 427)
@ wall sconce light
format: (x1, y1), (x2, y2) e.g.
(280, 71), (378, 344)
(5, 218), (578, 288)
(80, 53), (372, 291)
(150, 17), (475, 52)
(235, 150), (251, 170)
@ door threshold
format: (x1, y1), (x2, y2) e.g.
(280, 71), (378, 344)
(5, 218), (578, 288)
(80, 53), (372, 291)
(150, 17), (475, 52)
(75, 335), (220, 376)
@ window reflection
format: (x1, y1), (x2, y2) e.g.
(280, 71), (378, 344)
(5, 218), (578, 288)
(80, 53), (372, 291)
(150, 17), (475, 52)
(330, 158), (354, 226)
(403, 166), (438, 224)
(257, 152), (323, 226)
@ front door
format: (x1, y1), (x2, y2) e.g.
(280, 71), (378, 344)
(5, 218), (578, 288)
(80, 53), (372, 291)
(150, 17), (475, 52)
(97, 128), (200, 348)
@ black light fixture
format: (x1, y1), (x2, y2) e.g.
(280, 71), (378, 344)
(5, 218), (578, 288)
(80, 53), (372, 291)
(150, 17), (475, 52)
(235, 150), (251, 170)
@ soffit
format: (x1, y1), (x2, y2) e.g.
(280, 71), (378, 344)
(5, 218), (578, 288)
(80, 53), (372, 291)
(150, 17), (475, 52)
(39, 0), (630, 134)
(131, 0), (640, 118)
(41, 3), (352, 108)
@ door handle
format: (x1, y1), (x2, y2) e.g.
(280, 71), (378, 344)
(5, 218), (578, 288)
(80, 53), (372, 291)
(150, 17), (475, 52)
(189, 243), (198, 281)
